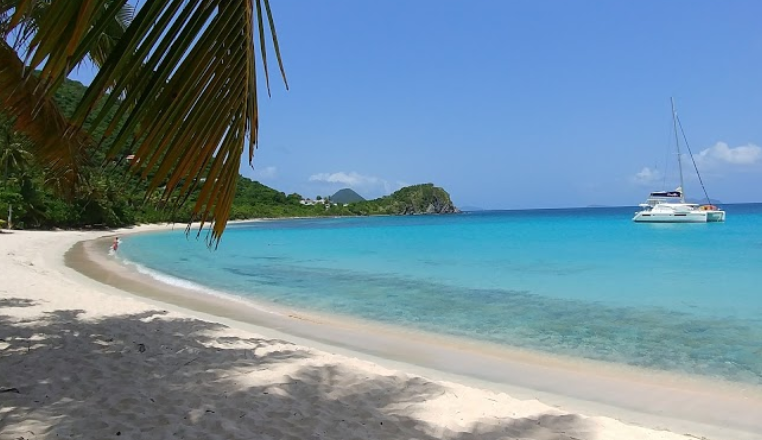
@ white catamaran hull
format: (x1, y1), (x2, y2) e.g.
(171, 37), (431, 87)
(633, 209), (726, 223)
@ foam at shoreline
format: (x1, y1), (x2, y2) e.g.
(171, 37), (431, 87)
(64, 231), (762, 438)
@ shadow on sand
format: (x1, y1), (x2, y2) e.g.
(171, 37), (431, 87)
(0, 298), (589, 439)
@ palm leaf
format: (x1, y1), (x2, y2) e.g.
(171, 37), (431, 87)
(2, 1), (132, 66)
(0, 0), (132, 193)
(0, 39), (89, 195)
(2, 0), (287, 246)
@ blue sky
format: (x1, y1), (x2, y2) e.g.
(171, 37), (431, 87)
(69, 1), (762, 209)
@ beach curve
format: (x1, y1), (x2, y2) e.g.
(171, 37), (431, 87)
(1, 226), (760, 440)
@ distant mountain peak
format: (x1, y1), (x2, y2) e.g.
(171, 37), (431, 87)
(331, 188), (366, 204)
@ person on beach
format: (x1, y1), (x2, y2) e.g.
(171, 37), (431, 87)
(111, 237), (119, 252)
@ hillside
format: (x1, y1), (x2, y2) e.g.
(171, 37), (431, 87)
(348, 184), (459, 216)
(1, 78), (459, 230)
(331, 188), (365, 204)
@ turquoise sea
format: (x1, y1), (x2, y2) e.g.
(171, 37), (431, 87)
(119, 204), (762, 385)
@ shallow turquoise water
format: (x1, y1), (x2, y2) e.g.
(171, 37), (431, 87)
(120, 205), (762, 384)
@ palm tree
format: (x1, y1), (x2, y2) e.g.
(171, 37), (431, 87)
(0, 117), (32, 184)
(0, 1), (287, 245)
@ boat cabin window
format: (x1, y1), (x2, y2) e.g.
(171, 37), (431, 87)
(649, 191), (681, 198)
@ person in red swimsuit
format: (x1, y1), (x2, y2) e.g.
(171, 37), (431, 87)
(111, 237), (119, 252)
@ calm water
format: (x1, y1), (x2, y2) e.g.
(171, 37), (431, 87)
(120, 205), (762, 384)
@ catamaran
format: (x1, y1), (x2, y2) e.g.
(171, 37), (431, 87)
(632, 99), (726, 223)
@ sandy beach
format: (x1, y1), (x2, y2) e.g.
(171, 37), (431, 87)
(2, 226), (761, 440)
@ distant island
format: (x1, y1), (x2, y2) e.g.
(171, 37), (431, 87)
(186, 179), (461, 226)
(330, 188), (366, 204)
(347, 184), (460, 216)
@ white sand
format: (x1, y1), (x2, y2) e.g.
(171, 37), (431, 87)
(0, 227), (757, 439)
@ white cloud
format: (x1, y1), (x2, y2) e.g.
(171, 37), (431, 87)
(631, 167), (662, 185)
(309, 171), (383, 188)
(695, 142), (762, 167)
(308, 171), (408, 198)
(252, 166), (277, 180)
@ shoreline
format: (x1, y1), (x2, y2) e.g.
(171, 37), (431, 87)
(71, 228), (762, 437)
(2, 226), (761, 439)
(77, 234), (761, 394)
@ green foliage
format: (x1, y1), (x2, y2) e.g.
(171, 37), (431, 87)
(0, 78), (138, 229)
(347, 184), (458, 216)
(0, 114), (33, 182)
(3, 0), (287, 245)
(0, 77), (458, 231)
(0, 189), (24, 222)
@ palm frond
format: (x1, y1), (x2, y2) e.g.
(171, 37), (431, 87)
(3, 0), (287, 246)
(0, 39), (89, 195)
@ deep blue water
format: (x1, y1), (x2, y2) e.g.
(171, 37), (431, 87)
(119, 204), (762, 384)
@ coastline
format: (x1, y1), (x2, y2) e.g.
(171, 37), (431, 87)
(2, 226), (760, 439)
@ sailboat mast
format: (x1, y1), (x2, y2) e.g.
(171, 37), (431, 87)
(671, 97), (686, 203)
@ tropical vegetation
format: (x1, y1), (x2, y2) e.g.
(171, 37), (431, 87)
(350, 184), (459, 216)
(1, 0), (286, 245)
(1, 2), (460, 242)
(1, 75), (458, 237)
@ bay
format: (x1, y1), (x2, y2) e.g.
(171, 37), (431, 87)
(119, 204), (762, 384)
